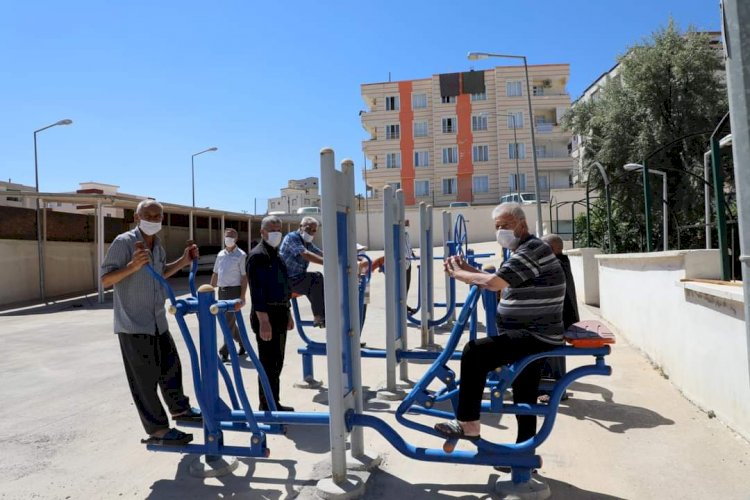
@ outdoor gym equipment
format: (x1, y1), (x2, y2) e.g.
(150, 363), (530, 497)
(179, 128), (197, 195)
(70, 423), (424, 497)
(319, 148), (617, 498)
(292, 250), (372, 388)
(141, 251), (330, 475)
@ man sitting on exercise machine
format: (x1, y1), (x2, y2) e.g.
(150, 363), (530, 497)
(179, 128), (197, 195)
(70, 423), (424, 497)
(434, 202), (566, 444)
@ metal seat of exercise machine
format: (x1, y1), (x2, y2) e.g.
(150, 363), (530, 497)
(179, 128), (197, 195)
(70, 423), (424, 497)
(563, 320), (616, 348)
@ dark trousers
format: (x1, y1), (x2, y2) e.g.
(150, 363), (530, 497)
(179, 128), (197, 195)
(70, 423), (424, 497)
(289, 271), (325, 319)
(218, 286), (246, 358)
(250, 307), (289, 407)
(406, 264), (412, 293)
(456, 331), (552, 443)
(118, 330), (190, 435)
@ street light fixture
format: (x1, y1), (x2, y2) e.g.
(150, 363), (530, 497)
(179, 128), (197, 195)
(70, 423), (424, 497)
(34, 118), (73, 302)
(584, 161), (614, 252)
(624, 163), (669, 251)
(468, 51), (542, 236)
(191, 147), (218, 239)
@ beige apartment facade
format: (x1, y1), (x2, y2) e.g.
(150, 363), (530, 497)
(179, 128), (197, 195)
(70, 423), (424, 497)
(361, 64), (573, 207)
(267, 176), (321, 214)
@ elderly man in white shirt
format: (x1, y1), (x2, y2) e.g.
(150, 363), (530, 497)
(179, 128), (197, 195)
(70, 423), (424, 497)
(211, 228), (249, 362)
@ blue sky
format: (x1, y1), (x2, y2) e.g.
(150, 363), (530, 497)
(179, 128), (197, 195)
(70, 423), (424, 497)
(0, 0), (720, 214)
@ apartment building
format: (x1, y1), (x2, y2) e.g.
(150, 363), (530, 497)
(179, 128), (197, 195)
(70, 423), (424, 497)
(0, 181), (37, 209)
(267, 176), (321, 214)
(570, 31), (723, 186)
(360, 64), (573, 207)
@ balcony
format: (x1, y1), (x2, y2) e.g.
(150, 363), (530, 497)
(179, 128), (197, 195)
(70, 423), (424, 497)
(535, 148), (570, 159)
(535, 123), (564, 135)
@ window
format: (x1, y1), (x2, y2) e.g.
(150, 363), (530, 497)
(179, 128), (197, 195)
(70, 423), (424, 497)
(506, 81), (523, 97)
(386, 96), (400, 111)
(414, 121), (428, 137)
(391, 182), (401, 190)
(538, 174), (549, 192)
(385, 124), (400, 140)
(472, 145), (489, 162)
(535, 145), (547, 158)
(507, 112), (524, 128)
(441, 95), (456, 104)
(414, 150), (430, 167)
(509, 143), (526, 159)
(472, 114), (488, 131)
(472, 175), (489, 194)
(386, 152), (401, 168)
(412, 93), (427, 109)
(532, 86), (545, 97)
(471, 91), (487, 101)
(415, 180), (430, 197)
(442, 178), (457, 195)
(510, 173), (527, 192)
(442, 146), (458, 164)
(442, 117), (456, 134)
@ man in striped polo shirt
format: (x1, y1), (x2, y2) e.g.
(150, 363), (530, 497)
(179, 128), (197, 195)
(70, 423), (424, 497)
(435, 202), (566, 445)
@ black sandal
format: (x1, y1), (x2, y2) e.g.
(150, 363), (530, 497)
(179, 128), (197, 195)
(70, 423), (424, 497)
(141, 428), (193, 446)
(434, 419), (480, 442)
(173, 408), (202, 423)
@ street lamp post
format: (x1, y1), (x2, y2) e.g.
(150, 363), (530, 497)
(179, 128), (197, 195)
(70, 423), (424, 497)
(191, 147), (218, 239)
(625, 163), (668, 251)
(509, 113), (521, 200)
(34, 119), (73, 302)
(584, 161), (614, 252)
(468, 51), (542, 236)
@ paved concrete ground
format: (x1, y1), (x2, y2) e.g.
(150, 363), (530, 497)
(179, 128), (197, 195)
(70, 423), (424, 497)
(1, 241), (749, 499)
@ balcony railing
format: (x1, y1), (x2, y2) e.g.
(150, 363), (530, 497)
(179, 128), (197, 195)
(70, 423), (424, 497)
(535, 149), (570, 159)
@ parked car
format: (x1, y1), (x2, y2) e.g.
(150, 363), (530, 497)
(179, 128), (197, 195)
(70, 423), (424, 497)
(296, 206), (320, 215)
(268, 210), (286, 215)
(500, 193), (540, 205)
(448, 201), (471, 208)
(190, 245), (222, 274)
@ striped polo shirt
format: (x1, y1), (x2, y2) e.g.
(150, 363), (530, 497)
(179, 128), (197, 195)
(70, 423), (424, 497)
(101, 228), (169, 335)
(495, 235), (566, 345)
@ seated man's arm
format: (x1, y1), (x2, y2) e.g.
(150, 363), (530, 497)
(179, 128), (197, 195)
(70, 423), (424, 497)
(301, 250), (323, 265)
(445, 258), (509, 291)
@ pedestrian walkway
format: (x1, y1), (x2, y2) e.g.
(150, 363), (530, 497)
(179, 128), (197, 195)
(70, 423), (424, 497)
(1, 242), (748, 499)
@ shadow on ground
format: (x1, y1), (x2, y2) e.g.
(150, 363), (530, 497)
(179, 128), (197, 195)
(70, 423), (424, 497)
(557, 397), (674, 433)
(366, 469), (628, 499)
(147, 454), (314, 499)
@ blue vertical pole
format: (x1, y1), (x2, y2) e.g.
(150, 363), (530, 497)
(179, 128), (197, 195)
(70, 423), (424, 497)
(198, 287), (223, 457)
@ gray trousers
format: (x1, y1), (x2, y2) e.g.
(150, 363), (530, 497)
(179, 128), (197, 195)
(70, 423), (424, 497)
(118, 330), (191, 435)
(289, 271), (325, 319)
(218, 286), (246, 358)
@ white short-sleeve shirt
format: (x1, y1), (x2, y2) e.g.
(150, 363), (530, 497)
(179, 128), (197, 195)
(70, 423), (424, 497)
(213, 246), (247, 287)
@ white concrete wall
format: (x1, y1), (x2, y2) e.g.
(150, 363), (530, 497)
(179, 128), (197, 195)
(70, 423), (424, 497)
(597, 250), (750, 441)
(356, 203), (545, 250)
(0, 240), (109, 306)
(567, 247), (601, 306)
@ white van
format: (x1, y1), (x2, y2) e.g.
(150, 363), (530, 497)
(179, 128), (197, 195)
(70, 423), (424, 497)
(500, 193), (539, 205)
(296, 207), (320, 215)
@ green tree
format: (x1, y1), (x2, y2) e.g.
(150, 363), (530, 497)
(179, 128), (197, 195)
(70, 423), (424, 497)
(563, 19), (729, 252)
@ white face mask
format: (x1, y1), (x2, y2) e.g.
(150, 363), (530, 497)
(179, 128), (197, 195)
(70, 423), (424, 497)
(301, 231), (314, 243)
(265, 231), (282, 248)
(224, 237), (236, 248)
(496, 229), (520, 250)
(139, 220), (162, 236)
